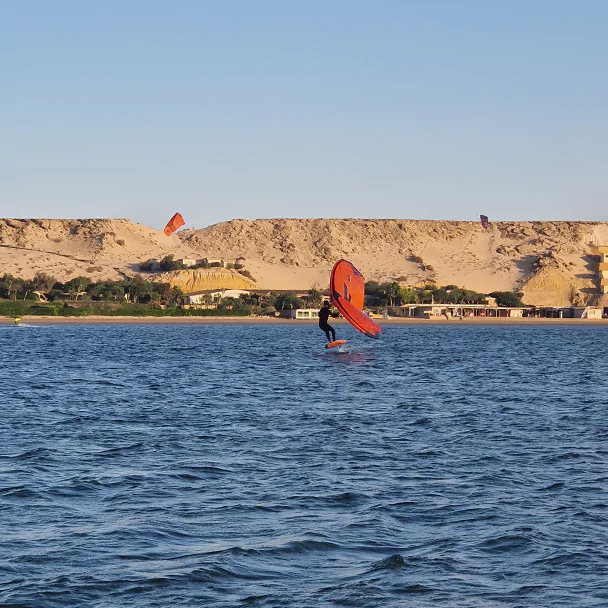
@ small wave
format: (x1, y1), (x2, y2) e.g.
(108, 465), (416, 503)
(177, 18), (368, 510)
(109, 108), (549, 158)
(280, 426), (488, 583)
(388, 500), (417, 507)
(515, 584), (549, 594)
(537, 482), (565, 491)
(479, 535), (532, 553)
(99, 443), (143, 457)
(0, 486), (39, 499)
(291, 491), (369, 507)
(239, 594), (274, 604)
(328, 491), (365, 504)
(393, 583), (433, 594)
(533, 551), (588, 566)
(165, 565), (277, 583)
(257, 539), (341, 556)
(414, 449), (445, 457)
(409, 417), (431, 426)
(3, 447), (50, 460)
(53, 414), (101, 425)
(94, 379), (126, 387)
(370, 554), (406, 570)
(168, 472), (204, 481)
(122, 577), (169, 593)
(548, 452), (583, 462)
(184, 465), (231, 474)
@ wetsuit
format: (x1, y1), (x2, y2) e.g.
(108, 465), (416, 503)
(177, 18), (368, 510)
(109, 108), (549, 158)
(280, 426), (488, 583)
(318, 307), (337, 342)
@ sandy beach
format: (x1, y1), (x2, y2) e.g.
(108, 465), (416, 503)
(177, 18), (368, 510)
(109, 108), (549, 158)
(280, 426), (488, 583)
(2, 315), (608, 325)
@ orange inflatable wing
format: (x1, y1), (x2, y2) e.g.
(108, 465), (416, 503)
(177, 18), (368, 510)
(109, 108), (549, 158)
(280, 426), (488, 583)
(164, 212), (185, 236)
(330, 259), (382, 339)
(330, 259), (365, 310)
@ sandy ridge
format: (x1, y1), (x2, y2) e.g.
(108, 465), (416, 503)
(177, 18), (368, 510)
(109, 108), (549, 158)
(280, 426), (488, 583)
(1, 217), (607, 305)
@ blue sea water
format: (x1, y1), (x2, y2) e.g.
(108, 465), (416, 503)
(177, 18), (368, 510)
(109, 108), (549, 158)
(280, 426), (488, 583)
(0, 323), (607, 607)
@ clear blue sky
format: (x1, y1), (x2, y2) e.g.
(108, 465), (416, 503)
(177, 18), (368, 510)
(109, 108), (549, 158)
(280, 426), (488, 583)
(1, 0), (607, 229)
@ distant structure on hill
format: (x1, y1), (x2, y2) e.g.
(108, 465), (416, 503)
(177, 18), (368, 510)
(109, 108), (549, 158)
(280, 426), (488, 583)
(177, 257), (238, 268)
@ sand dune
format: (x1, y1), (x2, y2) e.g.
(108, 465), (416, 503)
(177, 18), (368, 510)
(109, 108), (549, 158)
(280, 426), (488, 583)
(0, 217), (605, 305)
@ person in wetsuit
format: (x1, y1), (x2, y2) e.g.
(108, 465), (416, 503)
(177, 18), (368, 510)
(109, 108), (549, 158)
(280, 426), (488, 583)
(319, 300), (338, 343)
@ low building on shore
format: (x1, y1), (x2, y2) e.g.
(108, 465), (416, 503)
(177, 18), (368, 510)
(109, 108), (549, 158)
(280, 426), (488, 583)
(388, 303), (604, 319)
(280, 308), (320, 319)
(186, 289), (251, 306)
(574, 307), (603, 319)
(388, 303), (527, 318)
(530, 306), (603, 319)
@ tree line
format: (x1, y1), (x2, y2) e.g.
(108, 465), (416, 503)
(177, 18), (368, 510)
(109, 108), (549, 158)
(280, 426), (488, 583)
(0, 272), (184, 304)
(264, 283), (523, 310)
(0, 272), (324, 308)
(364, 281), (524, 308)
(0, 272), (256, 317)
(1, 271), (524, 317)
(0, 273), (327, 317)
(217, 289), (324, 315)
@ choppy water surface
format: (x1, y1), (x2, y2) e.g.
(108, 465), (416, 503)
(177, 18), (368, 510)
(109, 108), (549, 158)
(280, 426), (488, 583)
(1, 323), (607, 607)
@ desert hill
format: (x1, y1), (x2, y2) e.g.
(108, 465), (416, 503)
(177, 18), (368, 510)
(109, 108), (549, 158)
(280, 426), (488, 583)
(1, 217), (606, 305)
(180, 219), (606, 305)
(157, 268), (256, 293)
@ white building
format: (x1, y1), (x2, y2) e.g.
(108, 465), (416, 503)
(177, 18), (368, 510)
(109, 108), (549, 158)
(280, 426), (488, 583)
(178, 258), (198, 267)
(391, 304), (528, 318)
(186, 289), (251, 305)
(201, 258), (238, 268)
(573, 306), (603, 319)
(280, 308), (320, 319)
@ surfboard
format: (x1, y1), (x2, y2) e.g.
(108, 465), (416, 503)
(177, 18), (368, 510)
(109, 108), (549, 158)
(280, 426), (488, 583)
(325, 340), (346, 349)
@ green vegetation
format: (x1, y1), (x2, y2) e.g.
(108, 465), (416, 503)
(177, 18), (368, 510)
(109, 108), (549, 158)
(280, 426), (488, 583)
(1, 272), (185, 304)
(274, 293), (304, 311)
(138, 260), (157, 271)
(0, 272), (241, 317)
(364, 281), (522, 307)
(159, 255), (187, 272)
(488, 291), (524, 307)
(1, 269), (527, 319)
(0, 272), (321, 318)
(307, 288), (323, 307)
(0, 300), (251, 318)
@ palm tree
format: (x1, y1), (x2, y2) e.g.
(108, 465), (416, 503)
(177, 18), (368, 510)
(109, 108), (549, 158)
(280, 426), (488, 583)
(307, 288), (322, 307)
(380, 282), (401, 306)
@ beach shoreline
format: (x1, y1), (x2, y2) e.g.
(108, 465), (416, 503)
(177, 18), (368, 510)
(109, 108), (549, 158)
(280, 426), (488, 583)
(2, 315), (608, 325)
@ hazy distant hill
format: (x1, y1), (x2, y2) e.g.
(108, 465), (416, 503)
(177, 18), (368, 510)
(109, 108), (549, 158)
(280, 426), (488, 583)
(1, 217), (607, 305)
